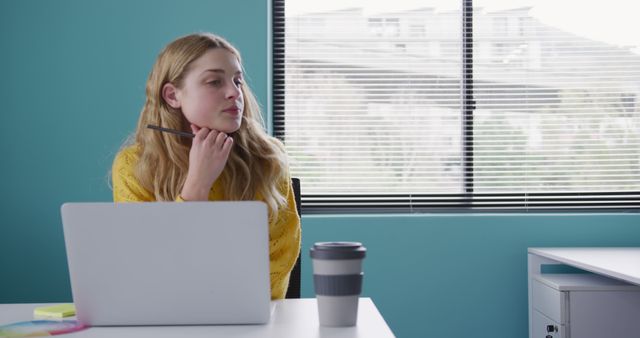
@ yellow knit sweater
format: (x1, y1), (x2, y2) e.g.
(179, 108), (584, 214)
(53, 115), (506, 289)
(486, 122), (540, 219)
(111, 145), (301, 300)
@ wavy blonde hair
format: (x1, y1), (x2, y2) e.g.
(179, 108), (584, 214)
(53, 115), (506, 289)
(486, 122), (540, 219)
(132, 33), (288, 220)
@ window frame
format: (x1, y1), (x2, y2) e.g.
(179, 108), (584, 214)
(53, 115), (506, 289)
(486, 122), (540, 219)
(271, 0), (640, 214)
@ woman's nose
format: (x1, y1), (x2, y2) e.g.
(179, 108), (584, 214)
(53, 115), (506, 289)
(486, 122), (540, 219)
(226, 83), (241, 99)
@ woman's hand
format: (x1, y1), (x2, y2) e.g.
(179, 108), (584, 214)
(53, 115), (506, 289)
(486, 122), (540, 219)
(180, 124), (233, 201)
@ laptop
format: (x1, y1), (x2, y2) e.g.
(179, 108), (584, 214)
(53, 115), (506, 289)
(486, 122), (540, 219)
(60, 201), (271, 326)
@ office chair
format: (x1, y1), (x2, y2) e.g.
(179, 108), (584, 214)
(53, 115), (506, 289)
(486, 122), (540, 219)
(285, 177), (301, 299)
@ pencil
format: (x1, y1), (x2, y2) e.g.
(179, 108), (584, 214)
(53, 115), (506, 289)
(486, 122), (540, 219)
(147, 124), (195, 138)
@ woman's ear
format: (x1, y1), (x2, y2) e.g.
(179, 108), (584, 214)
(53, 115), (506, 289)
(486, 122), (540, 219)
(162, 83), (181, 109)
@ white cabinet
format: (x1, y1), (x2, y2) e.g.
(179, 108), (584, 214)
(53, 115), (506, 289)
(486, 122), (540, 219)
(532, 273), (640, 338)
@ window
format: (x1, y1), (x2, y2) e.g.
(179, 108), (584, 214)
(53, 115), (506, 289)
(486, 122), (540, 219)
(272, 0), (640, 212)
(409, 24), (426, 38)
(367, 17), (400, 37)
(367, 18), (383, 37)
(493, 17), (508, 36)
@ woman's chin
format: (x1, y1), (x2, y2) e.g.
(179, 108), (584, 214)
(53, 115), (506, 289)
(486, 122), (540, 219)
(213, 122), (241, 134)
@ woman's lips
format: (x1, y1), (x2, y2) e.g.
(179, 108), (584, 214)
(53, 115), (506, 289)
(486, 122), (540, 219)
(223, 107), (241, 116)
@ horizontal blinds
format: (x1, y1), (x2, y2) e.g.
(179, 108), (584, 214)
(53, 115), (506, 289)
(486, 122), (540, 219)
(272, 0), (640, 212)
(274, 2), (463, 196)
(471, 1), (640, 195)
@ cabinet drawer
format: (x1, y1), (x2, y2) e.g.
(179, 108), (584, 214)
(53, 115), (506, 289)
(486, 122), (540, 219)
(532, 279), (564, 323)
(532, 310), (563, 338)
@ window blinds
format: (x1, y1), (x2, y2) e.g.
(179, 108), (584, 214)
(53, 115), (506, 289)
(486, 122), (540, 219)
(272, 0), (640, 212)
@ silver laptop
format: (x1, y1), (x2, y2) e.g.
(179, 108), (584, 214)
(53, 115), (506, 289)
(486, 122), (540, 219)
(61, 202), (271, 326)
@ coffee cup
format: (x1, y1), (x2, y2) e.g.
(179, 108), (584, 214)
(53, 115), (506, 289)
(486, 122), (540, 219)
(310, 242), (366, 327)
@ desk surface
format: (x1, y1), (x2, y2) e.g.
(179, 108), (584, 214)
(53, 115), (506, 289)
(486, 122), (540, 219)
(528, 247), (640, 285)
(0, 298), (395, 338)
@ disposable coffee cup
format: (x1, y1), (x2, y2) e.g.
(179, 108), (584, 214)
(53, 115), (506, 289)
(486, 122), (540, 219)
(310, 242), (366, 327)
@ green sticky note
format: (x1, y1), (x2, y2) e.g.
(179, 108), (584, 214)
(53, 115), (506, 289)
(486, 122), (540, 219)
(33, 304), (76, 318)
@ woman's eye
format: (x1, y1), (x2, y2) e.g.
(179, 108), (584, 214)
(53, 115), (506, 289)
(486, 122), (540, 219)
(207, 80), (222, 86)
(234, 80), (244, 87)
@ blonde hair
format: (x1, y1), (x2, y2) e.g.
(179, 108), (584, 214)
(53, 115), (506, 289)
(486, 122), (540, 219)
(132, 33), (288, 220)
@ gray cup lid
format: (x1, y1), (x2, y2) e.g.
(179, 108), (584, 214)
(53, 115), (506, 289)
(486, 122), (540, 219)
(310, 242), (366, 260)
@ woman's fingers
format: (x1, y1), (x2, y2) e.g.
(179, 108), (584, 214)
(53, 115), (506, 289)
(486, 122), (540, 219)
(203, 129), (228, 150)
(190, 124), (200, 134)
(214, 131), (228, 148)
(203, 129), (218, 145)
(222, 136), (233, 154)
(191, 126), (231, 153)
(193, 125), (209, 141)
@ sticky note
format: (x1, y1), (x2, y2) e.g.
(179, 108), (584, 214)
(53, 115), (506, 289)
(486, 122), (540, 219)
(33, 304), (76, 318)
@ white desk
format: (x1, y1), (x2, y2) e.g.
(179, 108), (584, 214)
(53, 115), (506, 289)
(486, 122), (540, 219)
(528, 247), (640, 338)
(0, 298), (395, 338)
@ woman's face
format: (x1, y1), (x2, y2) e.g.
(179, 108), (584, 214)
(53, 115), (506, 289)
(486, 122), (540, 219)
(171, 48), (245, 133)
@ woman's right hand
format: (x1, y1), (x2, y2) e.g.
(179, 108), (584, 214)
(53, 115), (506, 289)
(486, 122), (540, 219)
(180, 124), (234, 201)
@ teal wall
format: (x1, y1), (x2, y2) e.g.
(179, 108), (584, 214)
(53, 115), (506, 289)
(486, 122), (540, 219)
(299, 214), (640, 337)
(2, 2), (640, 338)
(0, 0), (267, 303)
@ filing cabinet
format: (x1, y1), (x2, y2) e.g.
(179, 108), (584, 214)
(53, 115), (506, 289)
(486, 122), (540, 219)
(532, 273), (640, 338)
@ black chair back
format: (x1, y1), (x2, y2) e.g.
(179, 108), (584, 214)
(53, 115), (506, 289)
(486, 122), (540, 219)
(285, 178), (301, 298)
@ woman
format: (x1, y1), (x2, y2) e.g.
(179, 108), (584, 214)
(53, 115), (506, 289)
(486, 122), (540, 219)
(112, 33), (300, 300)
